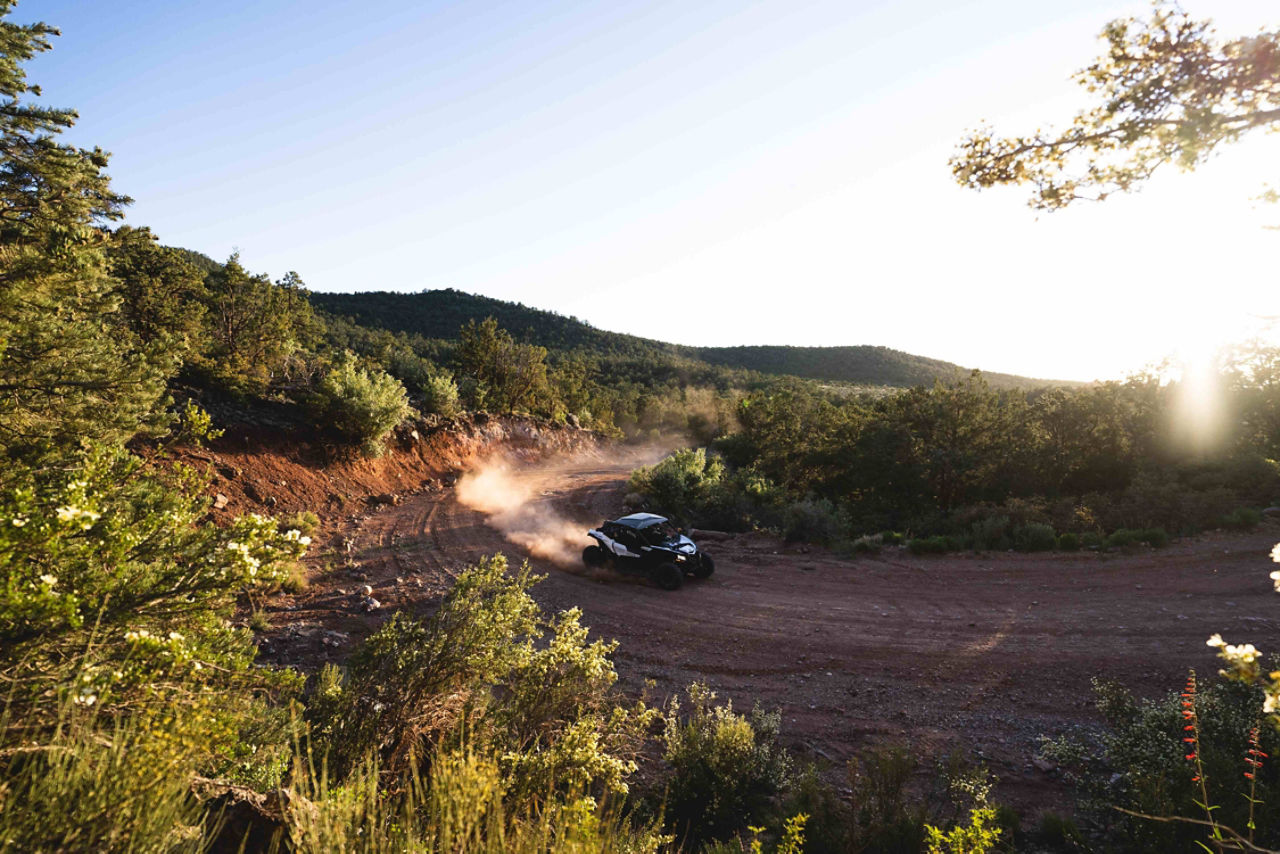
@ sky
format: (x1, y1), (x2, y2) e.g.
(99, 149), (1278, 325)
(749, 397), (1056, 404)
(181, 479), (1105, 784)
(18, 0), (1280, 382)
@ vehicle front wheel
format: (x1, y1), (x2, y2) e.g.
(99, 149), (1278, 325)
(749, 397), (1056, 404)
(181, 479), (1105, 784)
(650, 562), (683, 591)
(692, 553), (714, 579)
(582, 545), (607, 567)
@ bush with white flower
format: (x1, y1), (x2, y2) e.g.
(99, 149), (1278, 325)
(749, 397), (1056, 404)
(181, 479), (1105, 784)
(0, 442), (307, 754)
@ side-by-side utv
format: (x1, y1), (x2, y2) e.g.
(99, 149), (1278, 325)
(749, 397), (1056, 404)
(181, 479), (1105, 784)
(582, 513), (714, 590)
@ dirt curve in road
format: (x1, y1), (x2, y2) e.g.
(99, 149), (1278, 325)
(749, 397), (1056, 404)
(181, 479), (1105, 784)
(265, 448), (1280, 812)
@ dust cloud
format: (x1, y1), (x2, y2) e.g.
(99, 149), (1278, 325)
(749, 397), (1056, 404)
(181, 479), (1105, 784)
(454, 446), (674, 568)
(455, 457), (592, 567)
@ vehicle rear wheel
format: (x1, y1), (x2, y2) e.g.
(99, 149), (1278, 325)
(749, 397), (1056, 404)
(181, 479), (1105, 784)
(650, 561), (683, 591)
(582, 545), (606, 567)
(692, 553), (714, 579)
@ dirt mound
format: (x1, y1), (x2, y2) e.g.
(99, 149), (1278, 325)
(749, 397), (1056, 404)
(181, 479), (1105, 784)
(175, 408), (599, 542)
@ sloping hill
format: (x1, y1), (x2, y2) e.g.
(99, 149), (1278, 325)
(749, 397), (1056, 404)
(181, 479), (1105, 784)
(308, 288), (1075, 389)
(692, 345), (1076, 389)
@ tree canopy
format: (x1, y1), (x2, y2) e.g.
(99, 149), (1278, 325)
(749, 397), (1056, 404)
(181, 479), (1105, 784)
(952, 1), (1280, 209)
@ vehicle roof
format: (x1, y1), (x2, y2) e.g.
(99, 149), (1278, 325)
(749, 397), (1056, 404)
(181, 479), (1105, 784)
(613, 512), (668, 529)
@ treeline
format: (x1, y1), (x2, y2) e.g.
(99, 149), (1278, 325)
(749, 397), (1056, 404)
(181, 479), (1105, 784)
(99, 235), (756, 449)
(631, 366), (1280, 549)
(692, 344), (1078, 390)
(310, 288), (1072, 404)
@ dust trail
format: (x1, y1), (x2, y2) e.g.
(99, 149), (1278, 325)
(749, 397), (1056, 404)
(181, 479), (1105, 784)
(455, 446), (673, 568)
(455, 455), (594, 567)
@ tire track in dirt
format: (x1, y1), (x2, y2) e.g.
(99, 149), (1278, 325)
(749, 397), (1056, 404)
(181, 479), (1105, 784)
(265, 449), (1280, 813)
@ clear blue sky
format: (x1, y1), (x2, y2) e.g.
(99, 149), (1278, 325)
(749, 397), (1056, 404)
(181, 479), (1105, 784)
(20, 0), (1280, 380)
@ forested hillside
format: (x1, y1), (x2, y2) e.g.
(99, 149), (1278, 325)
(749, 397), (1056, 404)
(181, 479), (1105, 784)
(694, 344), (1080, 390)
(310, 288), (1074, 389)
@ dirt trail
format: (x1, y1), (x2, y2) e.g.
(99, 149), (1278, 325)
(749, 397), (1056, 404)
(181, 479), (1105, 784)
(260, 449), (1280, 813)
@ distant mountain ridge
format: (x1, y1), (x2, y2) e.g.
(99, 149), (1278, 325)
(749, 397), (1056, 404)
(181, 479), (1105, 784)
(308, 288), (1081, 390)
(693, 344), (1079, 389)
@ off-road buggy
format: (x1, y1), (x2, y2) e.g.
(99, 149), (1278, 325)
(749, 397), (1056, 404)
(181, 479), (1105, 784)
(582, 513), (714, 590)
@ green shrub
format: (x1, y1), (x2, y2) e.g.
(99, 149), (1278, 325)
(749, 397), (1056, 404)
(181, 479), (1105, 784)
(421, 370), (461, 418)
(1105, 528), (1142, 549)
(0, 709), (206, 854)
(309, 555), (653, 806)
(628, 448), (726, 525)
(310, 351), (411, 455)
(286, 744), (667, 854)
(281, 510), (321, 538)
(849, 534), (881, 555)
(1041, 676), (1280, 852)
(970, 515), (1011, 551)
(659, 682), (791, 845)
(783, 497), (845, 544)
(1139, 527), (1169, 547)
(1220, 506), (1262, 531)
(1014, 523), (1057, 552)
(1080, 531), (1105, 549)
(1056, 532), (1080, 551)
(908, 535), (958, 555)
(879, 531), (904, 546)
(924, 807), (1002, 854)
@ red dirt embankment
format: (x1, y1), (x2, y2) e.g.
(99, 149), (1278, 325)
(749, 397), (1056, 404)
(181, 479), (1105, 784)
(180, 411), (600, 538)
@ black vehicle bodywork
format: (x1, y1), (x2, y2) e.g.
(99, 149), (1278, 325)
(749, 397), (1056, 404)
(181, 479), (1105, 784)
(583, 512), (714, 590)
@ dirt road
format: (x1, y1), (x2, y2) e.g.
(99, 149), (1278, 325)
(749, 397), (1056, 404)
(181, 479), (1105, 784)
(262, 449), (1280, 812)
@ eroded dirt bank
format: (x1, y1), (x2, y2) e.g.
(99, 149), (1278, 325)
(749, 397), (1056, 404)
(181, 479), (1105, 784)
(247, 445), (1280, 814)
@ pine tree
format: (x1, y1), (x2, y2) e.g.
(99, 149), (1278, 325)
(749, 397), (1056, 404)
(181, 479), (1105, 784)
(0, 1), (170, 464)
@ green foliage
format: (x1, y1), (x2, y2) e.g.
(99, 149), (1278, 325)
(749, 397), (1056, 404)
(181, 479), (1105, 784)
(197, 255), (317, 396)
(310, 555), (654, 811)
(970, 514), (1011, 551)
(782, 497), (844, 545)
(658, 682), (791, 845)
(659, 366), (1280, 547)
(1220, 506), (1262, 531)
(924, 807), (1002, 854)
(421, 369), (461, 418)
(105, 226), (209, 357)
(309, 351), (411, 454)
(1042, 676), (1280, 852)
(953, 2), (1280, 210)
(1056, 532), (1081, 551)
(0, 706), (207, 854)
(1014, 522), (1058, 553)
(281, 509), (321, 538)
(698, 344), (1064, 390)
(628, 448), (726, 524)
(909, 535), (961, 555)
(0, 9), (170, 464)
(456, 317), (551, 413)
(286, 745), (669, 854)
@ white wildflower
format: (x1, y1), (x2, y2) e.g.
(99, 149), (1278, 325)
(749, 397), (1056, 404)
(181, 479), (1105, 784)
(1272, 569), (1280, 592)
(55, 506), (100, 530)
(73, 693), (96, 707)
(1207, 634), (1225, 649)
(11, 515), (28, 527)
(1226, 643), (1261, 664)
(1271, 542), (1280, 563)
(168, 631), (184, 642)
(38, 574), (56, 588)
